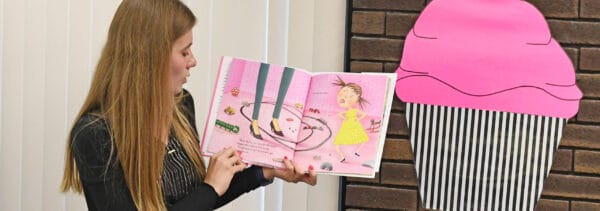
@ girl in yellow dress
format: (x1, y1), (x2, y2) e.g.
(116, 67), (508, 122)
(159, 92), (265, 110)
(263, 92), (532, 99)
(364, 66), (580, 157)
(332, 76), (369, 162)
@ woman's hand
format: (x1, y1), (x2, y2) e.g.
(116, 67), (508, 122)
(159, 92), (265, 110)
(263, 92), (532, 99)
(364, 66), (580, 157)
(262, 157), (317, 186)
(204, 147), (247, 196)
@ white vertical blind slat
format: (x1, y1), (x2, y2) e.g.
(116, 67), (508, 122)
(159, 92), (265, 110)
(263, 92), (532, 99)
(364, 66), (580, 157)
(211, 0), (269, 62)
(0, 0), (4, 157)
(66, 0), (92, 124)
(22, 0), (48, 210)
(267, 0), (288, 65)
(65, 0), (93, 210)
(44, 0), (70, 210)
(287, 0), (315, 70)
(187, 0), (213, 135)
(0, 0), (25, 210)
(0, 0), (4, 158)
(311, 0), (346, 73)
(90, 1), (120, 76)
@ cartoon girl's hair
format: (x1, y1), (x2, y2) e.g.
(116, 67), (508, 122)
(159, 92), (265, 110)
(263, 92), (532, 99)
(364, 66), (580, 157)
(332, 75), (369, 110)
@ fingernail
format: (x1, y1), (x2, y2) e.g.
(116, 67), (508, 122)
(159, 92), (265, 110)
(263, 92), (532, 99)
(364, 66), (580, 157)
(237, 150), (243, 156)
(284, 156), (288, 160)
(308, 165), (314, 171)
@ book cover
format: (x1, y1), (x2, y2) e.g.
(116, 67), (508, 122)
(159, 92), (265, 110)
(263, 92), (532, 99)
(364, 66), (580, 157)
(201, 57), (396, 178)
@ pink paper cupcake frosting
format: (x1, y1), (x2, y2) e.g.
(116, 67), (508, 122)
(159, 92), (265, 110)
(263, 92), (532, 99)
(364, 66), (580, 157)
(395, 0), (582, 118)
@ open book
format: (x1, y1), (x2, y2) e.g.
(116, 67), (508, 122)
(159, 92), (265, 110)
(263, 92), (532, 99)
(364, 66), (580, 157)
(201, 57), (396, 178)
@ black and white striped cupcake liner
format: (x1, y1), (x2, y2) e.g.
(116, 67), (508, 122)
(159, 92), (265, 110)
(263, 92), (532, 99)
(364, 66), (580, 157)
(406, 102), (566, 211)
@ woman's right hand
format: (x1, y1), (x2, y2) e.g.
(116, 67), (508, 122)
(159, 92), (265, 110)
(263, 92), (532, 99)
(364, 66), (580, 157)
(203, 147), (247, 196)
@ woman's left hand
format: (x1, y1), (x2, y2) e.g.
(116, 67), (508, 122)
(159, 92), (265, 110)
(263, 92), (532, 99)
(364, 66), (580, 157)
(262, 157), (317, 186)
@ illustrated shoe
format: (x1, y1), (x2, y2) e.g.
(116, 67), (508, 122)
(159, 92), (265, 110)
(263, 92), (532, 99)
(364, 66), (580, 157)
(249, 125), (262, 140)
(340, 157), (346, 163)
(270, 121), (284, 137)
(354, 152), (360, 157)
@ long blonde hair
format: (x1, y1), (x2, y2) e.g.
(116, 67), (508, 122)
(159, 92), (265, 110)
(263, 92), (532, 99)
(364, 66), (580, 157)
(61, 0), (205, 210)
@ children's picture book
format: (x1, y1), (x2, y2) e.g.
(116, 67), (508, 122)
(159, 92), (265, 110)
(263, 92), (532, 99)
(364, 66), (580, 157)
(201, 56), (396, 178)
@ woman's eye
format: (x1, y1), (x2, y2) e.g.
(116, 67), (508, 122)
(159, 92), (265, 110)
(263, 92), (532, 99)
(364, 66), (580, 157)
(182, 52), (189, 56)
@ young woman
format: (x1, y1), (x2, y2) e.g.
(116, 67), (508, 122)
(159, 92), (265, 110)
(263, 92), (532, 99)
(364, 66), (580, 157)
(60, 0), (316, 210)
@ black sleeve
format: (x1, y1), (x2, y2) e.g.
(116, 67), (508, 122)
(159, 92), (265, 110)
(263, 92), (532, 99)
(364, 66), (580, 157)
(214, 166), (265, 208)
(169, 166), (265, 211)
(71, 115), (136, 211)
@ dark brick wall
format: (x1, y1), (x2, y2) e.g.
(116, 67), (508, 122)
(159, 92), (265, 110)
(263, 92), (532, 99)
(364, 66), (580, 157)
(343, 0), (600, 210)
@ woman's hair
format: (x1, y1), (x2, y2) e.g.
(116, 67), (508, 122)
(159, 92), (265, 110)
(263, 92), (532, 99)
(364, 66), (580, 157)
(332, 76), (369, 109)
(61, 0), (204, 210)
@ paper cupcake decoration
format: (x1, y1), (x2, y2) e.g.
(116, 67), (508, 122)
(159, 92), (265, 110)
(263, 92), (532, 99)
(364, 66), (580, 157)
(394, 0), (582, 210)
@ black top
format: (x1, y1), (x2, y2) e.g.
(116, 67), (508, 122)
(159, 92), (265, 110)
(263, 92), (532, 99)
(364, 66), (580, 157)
(71, 90), (270, 211)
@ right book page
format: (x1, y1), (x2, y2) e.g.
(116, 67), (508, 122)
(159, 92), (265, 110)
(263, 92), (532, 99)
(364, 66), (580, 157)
(293, 72), (396, 178)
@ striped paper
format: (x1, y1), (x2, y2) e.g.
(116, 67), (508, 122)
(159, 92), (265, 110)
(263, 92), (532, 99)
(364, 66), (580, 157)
(406, 103), (565, 211)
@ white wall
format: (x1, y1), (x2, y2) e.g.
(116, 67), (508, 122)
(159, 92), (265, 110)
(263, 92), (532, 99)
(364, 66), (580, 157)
(0, 0), (346, 210)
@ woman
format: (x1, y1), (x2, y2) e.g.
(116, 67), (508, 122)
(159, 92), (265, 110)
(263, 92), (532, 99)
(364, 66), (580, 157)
(60, 0), (316, 210)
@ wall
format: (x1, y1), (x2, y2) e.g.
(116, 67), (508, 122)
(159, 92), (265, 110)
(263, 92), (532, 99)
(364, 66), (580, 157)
(0, 0), (346, 210)
(344, 0), (600, 210)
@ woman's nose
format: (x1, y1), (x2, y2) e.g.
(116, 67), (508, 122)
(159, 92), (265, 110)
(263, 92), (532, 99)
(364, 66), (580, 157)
(188, 55), (197, 68)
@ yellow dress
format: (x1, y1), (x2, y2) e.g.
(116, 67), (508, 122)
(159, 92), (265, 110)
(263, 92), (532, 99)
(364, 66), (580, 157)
(334, 108), (369, 145)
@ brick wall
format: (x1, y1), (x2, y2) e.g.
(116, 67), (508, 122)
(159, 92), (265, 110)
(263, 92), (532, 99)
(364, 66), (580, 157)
(343, 0), (600, 210)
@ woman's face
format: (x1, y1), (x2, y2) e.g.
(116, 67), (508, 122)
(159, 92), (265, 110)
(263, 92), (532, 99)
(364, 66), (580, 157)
(337, 86), (359, 108)
(170, 30), (197, 94)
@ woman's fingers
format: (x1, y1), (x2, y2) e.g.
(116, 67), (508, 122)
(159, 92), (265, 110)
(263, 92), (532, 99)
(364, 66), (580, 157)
(213, 146), (232, 157)
(203, 147), (246, 196)
(225, 150), (243, 167)
(291, 162), (309, 182)
(303, 169), (317, 186)
(268, 157), (318, 186)
(232, 162), (248, 173)
(221, 147), (237, 158)
(283, 158), (305, 183)
(225, 154), (245, 171)
(282, 157), (295, 171)
(213, 147), (243, 165)
(214, 147), (241, 159)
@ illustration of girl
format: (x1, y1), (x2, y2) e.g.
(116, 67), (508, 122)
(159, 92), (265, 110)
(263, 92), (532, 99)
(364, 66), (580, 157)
(332, 76), (369, 162)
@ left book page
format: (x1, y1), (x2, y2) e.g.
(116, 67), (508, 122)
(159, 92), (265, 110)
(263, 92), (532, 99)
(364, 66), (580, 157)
(201, 57), (313, 168)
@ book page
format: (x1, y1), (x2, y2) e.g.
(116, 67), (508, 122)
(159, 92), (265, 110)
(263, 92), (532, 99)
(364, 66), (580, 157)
(201, 57), (313, 168)
(293, 72), (396, 177)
